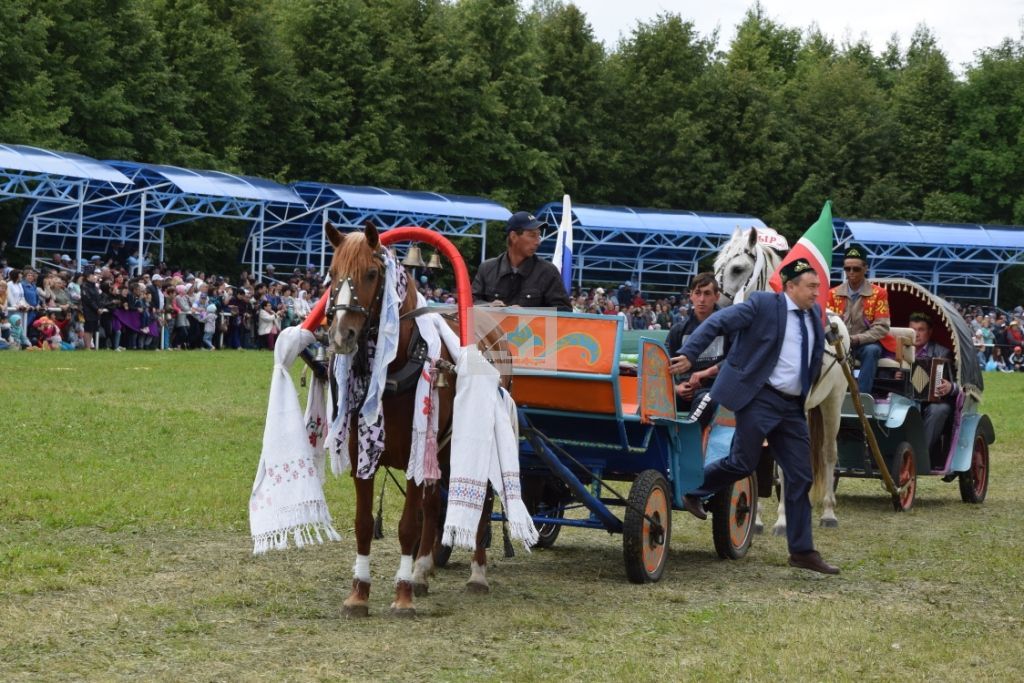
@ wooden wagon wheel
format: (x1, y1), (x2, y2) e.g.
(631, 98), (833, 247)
(711, 473), (758, 560)
(958, 434), (989, 504)
(623, 470), (671, 583)
(895, 441), (917, 512)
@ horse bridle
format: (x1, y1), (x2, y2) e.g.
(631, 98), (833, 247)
(325, 249), (387, 337)
(716, 247), (757, 301)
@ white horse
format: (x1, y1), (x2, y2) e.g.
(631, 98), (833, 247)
(713, 227), (850, 532)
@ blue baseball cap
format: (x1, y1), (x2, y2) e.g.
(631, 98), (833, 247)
(506, 211), (546, 233)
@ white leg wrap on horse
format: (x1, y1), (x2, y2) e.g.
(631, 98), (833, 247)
(412, 555), (433, 583)
(353, 554), (371, 582)
(469, 560), (488, 585)
(395, 554), (414, 584)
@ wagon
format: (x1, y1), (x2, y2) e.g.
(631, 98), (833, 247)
(835, 278), (994, 510)
(483, 308), (757, 583)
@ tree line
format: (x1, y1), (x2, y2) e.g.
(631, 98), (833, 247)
(3, 0), (1024, 297)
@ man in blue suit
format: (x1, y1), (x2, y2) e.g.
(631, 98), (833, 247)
(668, 258), (840, 575)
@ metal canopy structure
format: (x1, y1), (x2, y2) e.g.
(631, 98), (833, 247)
(832, 218), (1024, 303)
(260, 182), (512, 274)
(5, 147), (309, 272)
(104, 161), (308, 274)
(535, 202), (766, 295)
(1, 144), (135, 267)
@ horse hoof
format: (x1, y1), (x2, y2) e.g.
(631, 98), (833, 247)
(820, 518), (839, 528)
(389, 605), (417, 618)
(342, 604), (369, 618)
(412, 582), (429, 597)
(772, 526), (786, 537)
(465, 580), (490, 595)
(754, 522), (765, 535)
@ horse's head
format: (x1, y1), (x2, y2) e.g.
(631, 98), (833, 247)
(714, 227), (759, 306)
(325, 221), (386, 355)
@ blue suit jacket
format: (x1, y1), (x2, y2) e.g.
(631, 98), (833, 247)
(678, 291), (825, 412)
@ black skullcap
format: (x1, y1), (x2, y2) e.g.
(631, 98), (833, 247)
(843, 243), (869, 265)
(779, 257), (814, 284)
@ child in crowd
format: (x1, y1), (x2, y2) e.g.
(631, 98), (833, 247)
(202, 303), (218, 350)
(7, 313), (29, 349)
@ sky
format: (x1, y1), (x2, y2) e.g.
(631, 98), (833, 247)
(568, 0), (1024, 71)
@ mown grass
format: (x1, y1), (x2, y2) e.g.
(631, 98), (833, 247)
(1, 353), (1022, 681)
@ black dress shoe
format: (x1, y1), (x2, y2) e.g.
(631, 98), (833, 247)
(682, 494), (707, 521)
(788, 550), (840, 575)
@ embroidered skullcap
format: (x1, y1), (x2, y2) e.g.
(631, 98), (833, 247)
(843, 243), (869, 265)
(779, 258), (814, 284)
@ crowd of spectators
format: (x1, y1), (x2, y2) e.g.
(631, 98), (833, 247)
(954, 302), (1024, 372)
(1, 242), (1023, 374)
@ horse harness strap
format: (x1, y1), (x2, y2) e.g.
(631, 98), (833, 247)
(384, 324), (430, 396)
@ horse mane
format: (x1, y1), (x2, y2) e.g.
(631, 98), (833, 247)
(331, 231), (377, 278)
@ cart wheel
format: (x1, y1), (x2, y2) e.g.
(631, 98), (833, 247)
(532, 504), (564, 549)
(523, 478), (568, 549)
(958, 434), (989, 504)
(623, 470), (671, 584)
(711, 473), (758, 560)
(895, 441), (916, 512)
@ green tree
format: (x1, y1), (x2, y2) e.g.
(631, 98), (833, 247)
(889, 26), (958, 215)
(603, 13), (716, 208)
(531, 1), (610, 200)
(950, 38), (1024, 224)
(0, 1), (70, 147)
(150, 0), (254, 169)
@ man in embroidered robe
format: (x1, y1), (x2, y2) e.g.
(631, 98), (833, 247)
(828, 243), (890, 395)
(664, 272), (730, 427)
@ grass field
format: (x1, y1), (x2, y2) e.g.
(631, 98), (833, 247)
(2, 352), (1022, 681)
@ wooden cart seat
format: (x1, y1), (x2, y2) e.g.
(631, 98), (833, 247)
(499, 310), (672, 422)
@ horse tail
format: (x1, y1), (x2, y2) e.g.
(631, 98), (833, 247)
(807, 404), (827, 504)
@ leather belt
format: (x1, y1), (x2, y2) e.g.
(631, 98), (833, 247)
(764, 384), (801, 403)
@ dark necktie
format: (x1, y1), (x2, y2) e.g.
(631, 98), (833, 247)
(796, 309), (810, 396)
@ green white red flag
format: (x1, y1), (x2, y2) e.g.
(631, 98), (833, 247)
(769, 200), (833, 323)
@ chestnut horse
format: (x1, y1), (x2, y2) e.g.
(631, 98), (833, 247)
(325, 221), (498, 617)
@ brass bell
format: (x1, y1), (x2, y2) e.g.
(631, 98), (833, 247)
(426, 253), (443, 270)
(402, 245), (426, 268)
(434, 369), (449, 388)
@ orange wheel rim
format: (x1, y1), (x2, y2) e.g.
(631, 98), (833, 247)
(899, 450), (915, 508)
(972, 437), (987, 496)
(730, 478), (753, 547)
(642, 488), (668, 573)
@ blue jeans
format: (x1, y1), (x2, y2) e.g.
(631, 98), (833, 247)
(853, 342), (882, 394)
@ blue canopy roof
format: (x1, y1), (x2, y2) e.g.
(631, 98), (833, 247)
(108, 161), (304, 204)
(833, 218), (1024, 302)
(534, 201), (767, 295)
(842, 219), (1024, 249)
(567, 204), (765, 235)
(0, 143), (132, 185)
(292, 183), (510, 221)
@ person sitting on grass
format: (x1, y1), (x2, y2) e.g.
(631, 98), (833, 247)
(1009, 345), (1024, 372)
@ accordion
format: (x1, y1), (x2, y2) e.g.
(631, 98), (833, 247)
(910, 357), (950, 402)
